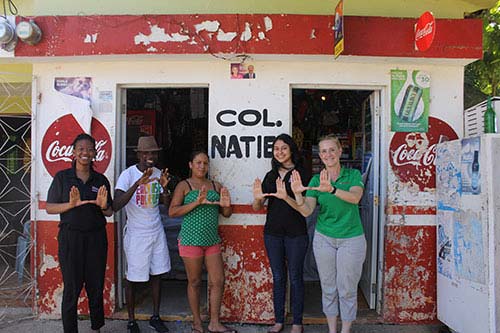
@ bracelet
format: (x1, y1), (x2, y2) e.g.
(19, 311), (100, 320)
(330, 186), (337, 195)
(296, 201), (305, 206)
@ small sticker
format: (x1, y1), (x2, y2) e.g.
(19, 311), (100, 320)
(99, 91), (113, 102)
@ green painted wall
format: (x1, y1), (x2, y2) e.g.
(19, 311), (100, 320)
(13, 0), (496, 18)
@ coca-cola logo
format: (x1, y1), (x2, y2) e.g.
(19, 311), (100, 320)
(42, 114), (112, 177)
(389, 117), (457, 191)
(415, 11), (436, 52)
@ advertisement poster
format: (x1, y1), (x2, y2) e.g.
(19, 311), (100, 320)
(54, 77), (92, 101)
(391, 69), (430, 132)
(437, 212), (454, 280)
(334, 0), (344, 58)
(230, 63), (256, 79)
(54, 77), (93, 133)
(461, 136), (481, 195)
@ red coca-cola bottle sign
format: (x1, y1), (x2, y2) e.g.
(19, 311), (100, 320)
(42, 114), (112, 177)
(389, 117), (457, 191)
(415, 11), (435, 52)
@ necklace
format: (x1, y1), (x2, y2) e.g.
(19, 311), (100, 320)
(280, 165), (294, 171)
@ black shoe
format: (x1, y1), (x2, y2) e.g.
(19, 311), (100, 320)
(127, 320), (141, 333)
(149, 315), (169, 333)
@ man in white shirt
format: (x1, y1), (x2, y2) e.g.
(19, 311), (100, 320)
(113, 136), (171, 333)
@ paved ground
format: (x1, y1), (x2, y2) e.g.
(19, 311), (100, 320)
(0, 318), (444, 333)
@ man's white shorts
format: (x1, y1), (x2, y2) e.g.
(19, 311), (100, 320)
(124, 229), (171, 282)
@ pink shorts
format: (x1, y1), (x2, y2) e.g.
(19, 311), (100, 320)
(178, 240), (221, 258)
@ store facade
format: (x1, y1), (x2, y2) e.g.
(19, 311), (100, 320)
(0, 4), (488, 324)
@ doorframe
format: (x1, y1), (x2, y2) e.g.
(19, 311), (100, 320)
(289, 83), (387, 313)
(115, 83), (210, 309)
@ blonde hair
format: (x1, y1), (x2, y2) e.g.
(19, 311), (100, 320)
(318, 134), (341, 149)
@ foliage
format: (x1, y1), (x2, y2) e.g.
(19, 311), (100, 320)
(464, 1), (500, 108)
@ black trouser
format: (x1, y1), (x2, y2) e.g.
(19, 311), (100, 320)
(58, 225), (108, 333)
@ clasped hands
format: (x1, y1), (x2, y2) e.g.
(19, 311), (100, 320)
(253, 169), (334, 200)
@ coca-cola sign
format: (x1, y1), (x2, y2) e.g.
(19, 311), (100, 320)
(389, 117), (457, 191)
(415, 11), (436, 52)
(42, 114), (112, 177)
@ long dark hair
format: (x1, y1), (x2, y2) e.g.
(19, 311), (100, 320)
(271, 133), (303, 172)
(71, 133), (96, 166)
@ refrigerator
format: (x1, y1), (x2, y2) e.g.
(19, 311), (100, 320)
(435, 134), (500, 333)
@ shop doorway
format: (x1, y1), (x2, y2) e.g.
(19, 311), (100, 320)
(291, 88), (381, 317)
(116, 87), (209, 317)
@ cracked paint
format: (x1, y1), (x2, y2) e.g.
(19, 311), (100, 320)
(264, 16), (273, 31)
(310, 29), (317, 39)
(84, 33), (98, 43)
(194, 20), (220, 33)
(40, 251), (58, 277)
(383, 225), (436, 323)
(217, 29), (237, 41)
(36, 221), (116, 318)
(220, 225), (274, 323)
(134, 24), (190, 46)
(240, 22), (252, 41)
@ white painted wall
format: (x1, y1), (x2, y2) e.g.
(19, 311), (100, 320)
(32, 58), (465, 224)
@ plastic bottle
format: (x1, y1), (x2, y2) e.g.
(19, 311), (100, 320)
(484, 96), (496, 133)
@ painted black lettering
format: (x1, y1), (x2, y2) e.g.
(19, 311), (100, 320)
(262, 109), (276, 127)
(227, 135), (243, 158)
(238, 109), (261, 126)
(216, 110), (237, 127)
(211, 135), (226, 158)
(240, 136), (256, 158)
(257, 135), (262, 158)
(264, 136), (275, 158)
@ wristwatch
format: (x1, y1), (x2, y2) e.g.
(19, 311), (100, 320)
(330, 186), (337, 195)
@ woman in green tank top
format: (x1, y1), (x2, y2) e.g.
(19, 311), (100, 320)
(169, 151), (236, 333)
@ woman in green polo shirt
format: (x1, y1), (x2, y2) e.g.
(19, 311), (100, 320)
(289, 134), (366, 333)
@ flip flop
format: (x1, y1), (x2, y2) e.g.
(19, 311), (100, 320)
(207, 329), (238, 333)
(191, 326), (204, 333)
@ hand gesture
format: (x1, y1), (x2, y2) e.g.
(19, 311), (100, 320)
(95, 185), (108, 210)
(310, 169), (333, 192)
(68, 186), (94, 208)
(136, 168), (154, 186)
(69, 186), (81, 208)
(219, 187), (231, 207)
(196, 185), (209, 205)
(159, 168), (170, 188)
(291, 170), (308, 194)
(253, 178), (266, 201)
(268, 177), (287, 200)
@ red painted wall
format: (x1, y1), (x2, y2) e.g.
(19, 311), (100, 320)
(382, 225), (437, 323)
(34, 221), (116, 317)
(219, 225), (274, 323)
(14, 15), (482, 59)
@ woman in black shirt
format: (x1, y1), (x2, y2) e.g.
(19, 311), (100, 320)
(252, 133), (309, 333)
(46, 133), (113, 333)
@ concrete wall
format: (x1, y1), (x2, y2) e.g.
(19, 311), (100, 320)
(32, 58), (464, 322)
